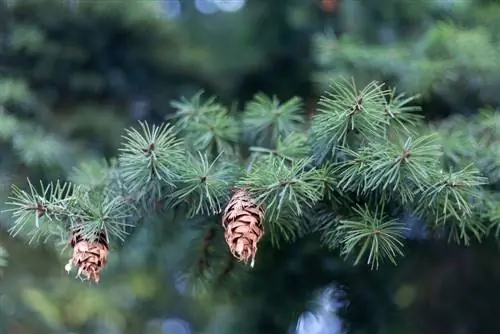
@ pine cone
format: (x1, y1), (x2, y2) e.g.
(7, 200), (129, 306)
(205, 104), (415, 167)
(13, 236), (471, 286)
(65, 229), (109, 283)
(222, 189), (264, 267)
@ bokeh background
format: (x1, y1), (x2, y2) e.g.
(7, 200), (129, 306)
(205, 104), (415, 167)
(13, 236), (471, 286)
(1, 0), (500, 333)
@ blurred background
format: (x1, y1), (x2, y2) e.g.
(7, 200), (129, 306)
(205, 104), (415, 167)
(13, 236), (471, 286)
(1, 0), (500, 333)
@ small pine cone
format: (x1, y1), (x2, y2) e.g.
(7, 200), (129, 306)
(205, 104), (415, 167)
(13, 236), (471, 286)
(222, 189), (264, 267)
(65, 229), (109, 283)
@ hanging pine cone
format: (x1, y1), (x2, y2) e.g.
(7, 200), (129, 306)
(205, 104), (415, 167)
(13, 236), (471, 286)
(222, 189), (264, 267)
(64, 229), (109, 283)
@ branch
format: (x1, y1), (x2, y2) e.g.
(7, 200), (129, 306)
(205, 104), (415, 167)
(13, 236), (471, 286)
(249, 132), (310, 163)
(170, 152), (237, 217)
(169, 91), (240, 158)
(237, 156), (325, 221)
(415, 165), (488, 244)
(184, 108), (240, 158)
(336, 134), (442, 204)
(309, 78), (389, 157)
(118, 121), (184, 198)
(336, 205), (407, 270)
(3, 178), (133, 246)
(243, 93), (305, 147)
(5, 180), (76, 237)
(168, 90), (222, 130)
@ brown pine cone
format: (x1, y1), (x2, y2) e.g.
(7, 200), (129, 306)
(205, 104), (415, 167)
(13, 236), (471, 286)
(222, 189), (264, 267)
(65, 229), (109, 283)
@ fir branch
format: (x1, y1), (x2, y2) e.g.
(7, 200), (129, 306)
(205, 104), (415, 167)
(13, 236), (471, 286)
(446, 214), (486, 246)
(69, 186), (132, 242)
(4, 178), (133, 244)
(267, 211), (308, 246)
(336, 205), (407, 270)
(5, 180), (76, 237)
(25, 220), (69, 246)
(415, 165), (488, 241)
(383, 89), (423, 134)
(168, 90), (223, 130)
(170, 152), (236, 216)
(237, 156), (324, 220)
(249, 132), (310, 163)
(243, 93), (305, 147)
(336, 134), (442, 204)
(118, 121), (184, 196)
(184, 108), (240, 158)
(310, 78), (389, 157)
(5, 77), (500, 282)
(70, 158), (129, 201)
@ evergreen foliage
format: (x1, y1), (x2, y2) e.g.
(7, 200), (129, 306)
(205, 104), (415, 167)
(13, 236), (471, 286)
(2, 0), (500, 333)
(5, 78), (498, 289)
(314, 1), (500, 117)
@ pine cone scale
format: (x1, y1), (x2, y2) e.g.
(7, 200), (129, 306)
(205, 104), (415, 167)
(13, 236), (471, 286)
(65, 230), (109, 283)
(222, 189), (264, 267)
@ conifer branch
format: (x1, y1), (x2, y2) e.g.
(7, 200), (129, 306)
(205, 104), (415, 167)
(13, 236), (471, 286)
(383, 89), (423, 134)
(169, 91), (240, 157)
(310, 78), (389, 156)
(168, 90), (222, 130)
(243, 94), (305, 147)
(4, 178), (133, 245)
(415, 165), (488, 243)
(249, 132), (310, 163)
(336, 205), (407, 270)
(118, 121), (184, 197)
(171, 152), (236, 216)
(3, 78), (499, 280)
(69, 186), (132, 242)
(336, 134), (442, 204)
(237, 156), (324, 221)
(5, 180), (76, 237)
(184, 108), (240, 158)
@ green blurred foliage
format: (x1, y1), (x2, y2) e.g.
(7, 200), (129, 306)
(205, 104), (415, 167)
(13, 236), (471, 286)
(314, 0), (500, 118)
(1, 1), (500, 334)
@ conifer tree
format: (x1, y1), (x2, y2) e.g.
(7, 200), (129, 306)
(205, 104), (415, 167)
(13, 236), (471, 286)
(3, 1), (500, 333)
(4, 77), (500, 331)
